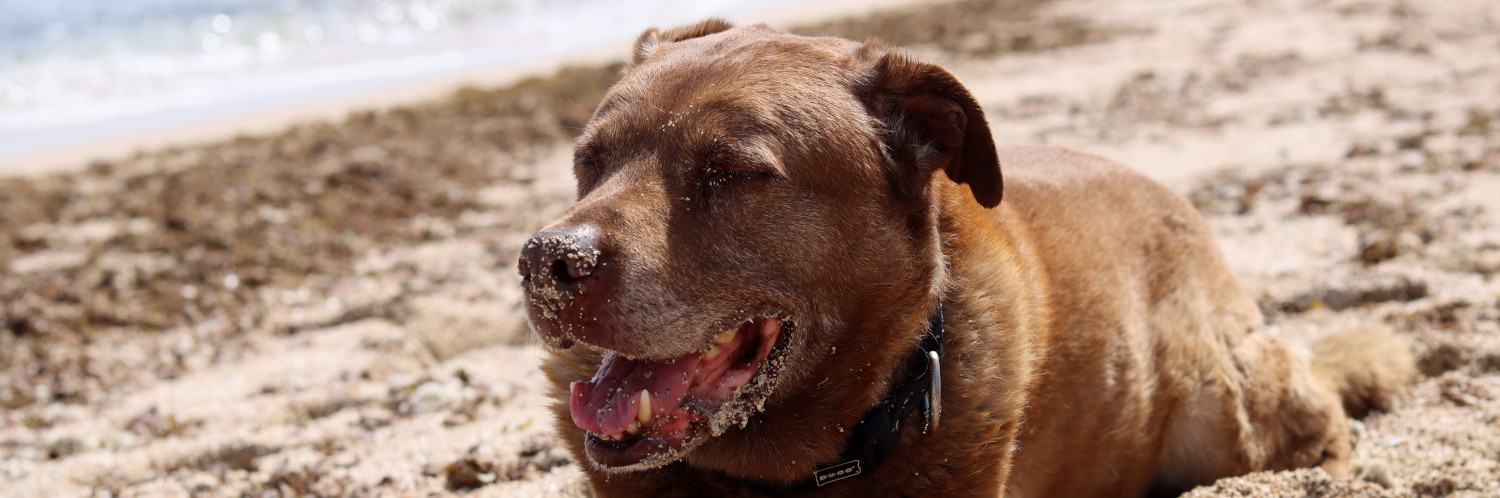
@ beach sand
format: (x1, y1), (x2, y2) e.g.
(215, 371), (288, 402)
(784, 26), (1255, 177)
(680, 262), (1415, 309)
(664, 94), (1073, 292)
(3, 0), (1499, 496)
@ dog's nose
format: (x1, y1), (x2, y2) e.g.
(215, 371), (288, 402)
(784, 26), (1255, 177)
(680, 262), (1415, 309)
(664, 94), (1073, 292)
(519, 225), (603, 290)
(520, 224), (619, 350)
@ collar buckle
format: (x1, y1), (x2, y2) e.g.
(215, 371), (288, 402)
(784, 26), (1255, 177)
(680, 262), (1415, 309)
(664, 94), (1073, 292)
(924, 350), (941, 433)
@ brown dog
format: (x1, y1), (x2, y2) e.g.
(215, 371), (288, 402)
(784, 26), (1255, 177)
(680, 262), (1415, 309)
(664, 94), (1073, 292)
(519, 20), (1414, 497)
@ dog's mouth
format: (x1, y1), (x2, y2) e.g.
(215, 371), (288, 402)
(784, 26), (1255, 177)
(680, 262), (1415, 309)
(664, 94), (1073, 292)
(569, 316), (792, 470)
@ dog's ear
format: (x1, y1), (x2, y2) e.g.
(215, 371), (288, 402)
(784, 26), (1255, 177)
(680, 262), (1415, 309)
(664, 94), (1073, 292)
(860, 51), (1003, 208)
(630, 18), (735, 68)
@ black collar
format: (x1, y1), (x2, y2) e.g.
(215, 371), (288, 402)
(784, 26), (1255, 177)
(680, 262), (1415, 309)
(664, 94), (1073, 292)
(758, 305), (945, 494)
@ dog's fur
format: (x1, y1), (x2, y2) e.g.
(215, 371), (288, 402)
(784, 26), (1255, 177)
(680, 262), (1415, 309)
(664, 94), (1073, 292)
(519, 20), (1416, 497)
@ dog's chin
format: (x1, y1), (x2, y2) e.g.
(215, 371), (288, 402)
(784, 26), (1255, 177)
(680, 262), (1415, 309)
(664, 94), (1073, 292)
(568, 316), (794, 471)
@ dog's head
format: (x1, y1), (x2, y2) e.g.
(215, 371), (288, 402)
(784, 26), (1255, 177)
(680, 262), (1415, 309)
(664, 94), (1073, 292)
(520, 20), (1000, 479)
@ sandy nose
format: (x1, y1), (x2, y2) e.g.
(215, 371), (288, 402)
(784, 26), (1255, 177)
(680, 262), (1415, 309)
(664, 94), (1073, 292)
(519, 224), (603, 292)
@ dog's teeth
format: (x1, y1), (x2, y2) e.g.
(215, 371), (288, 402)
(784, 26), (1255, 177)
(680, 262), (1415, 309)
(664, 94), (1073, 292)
(637, 390), (652, 424)
(703, 344), (722, 360)
(626, 421), (640, 434)
(714, 329), (736, 344)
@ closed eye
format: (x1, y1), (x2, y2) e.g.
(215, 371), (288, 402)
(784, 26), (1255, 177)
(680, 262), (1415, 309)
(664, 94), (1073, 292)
(705, 168), (771, 190)
(699, 166), (776, 203)
(697, 142), (780, 200)
(572, 152), (605, 193)
(575, 155), (598, 173)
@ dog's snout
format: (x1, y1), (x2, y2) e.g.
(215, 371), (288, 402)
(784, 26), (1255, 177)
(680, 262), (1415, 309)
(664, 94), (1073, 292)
(520, 225), (603, 290)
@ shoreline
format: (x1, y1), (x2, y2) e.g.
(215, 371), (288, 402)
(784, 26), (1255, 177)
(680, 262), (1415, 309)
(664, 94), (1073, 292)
(0, 0), (928, 179)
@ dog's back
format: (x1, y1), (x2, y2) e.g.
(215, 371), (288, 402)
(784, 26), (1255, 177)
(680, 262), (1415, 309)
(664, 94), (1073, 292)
(974, 145), (1415, 495)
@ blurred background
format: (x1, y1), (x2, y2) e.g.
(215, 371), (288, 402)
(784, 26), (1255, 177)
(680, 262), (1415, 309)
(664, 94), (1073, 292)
(0, 0), (815, 174)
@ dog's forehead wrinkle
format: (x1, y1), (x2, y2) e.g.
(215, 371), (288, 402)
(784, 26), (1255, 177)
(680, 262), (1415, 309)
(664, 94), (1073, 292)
(588, 109), (805, 188)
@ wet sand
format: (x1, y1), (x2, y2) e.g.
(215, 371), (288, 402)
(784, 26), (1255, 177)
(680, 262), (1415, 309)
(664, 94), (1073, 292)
(3, 0), (1499, 496)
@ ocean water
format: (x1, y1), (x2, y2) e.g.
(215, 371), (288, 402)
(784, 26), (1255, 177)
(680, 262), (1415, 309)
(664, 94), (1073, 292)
(0, 0), (796, 169)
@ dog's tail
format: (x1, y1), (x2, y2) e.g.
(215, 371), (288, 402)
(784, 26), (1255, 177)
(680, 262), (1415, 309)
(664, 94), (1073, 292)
(1309, 324), (1418, 418)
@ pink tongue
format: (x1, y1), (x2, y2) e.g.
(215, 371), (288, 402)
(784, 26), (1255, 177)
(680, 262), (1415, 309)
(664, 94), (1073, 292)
(570, 352), (701, 436)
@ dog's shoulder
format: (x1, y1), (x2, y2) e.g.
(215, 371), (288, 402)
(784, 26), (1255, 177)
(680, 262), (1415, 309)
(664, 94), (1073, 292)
(994, 145), (1160, 195)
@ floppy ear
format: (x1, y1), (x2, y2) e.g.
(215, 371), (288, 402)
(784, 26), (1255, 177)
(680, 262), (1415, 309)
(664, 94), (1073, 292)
(861, 51), (1003, 208)
(630, 18), (736, 68)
